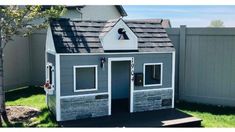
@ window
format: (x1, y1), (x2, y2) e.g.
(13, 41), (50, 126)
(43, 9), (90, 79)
(118, 28), (129, 40)
(74, 65), (98, 92)
(46, 63), (54, 88)
(48, 66), (52, 84)
(143, 63), (163, 87)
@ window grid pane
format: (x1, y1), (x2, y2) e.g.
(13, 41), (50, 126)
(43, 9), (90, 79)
(145, 64), (161, 85)
(76, 67), (96, 90)
(49, 66), (52, 84)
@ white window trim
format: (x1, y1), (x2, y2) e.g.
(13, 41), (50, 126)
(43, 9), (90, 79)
(73, 65), (98, 92)
(143, 63), (163, 87)
(46, 62), (55, 90)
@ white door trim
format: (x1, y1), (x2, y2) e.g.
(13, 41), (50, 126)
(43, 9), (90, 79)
(108, 57), (134, 115)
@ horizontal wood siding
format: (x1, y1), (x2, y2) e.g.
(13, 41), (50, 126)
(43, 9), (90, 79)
(166, 28), (180, 99)
(60, 53), (173, 96)
(167, 27), (235, 107)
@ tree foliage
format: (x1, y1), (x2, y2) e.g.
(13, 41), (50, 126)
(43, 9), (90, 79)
(0, 5), (65, 127)
(209, 20), (224, 27)
(0, 5), (64, 48)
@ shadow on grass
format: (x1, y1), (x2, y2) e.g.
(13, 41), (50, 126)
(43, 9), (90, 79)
(30, 107), (57, 127)
(176, 101), (235, 116)
(4, 107), (57, 127)
(6, 86), (45, 102)
(3, 86), (58, 127)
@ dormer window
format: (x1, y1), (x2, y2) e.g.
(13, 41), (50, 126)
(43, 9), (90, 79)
(118, 28), (129, 40)
(99, 19), (138, 50)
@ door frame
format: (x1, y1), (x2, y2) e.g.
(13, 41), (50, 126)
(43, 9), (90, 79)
(108, 57), (134, 115)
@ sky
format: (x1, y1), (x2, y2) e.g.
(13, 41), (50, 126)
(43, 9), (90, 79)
(123, 5), (235, 27)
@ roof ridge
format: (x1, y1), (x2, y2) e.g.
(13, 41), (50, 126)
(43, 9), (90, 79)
(50, 18), (165, 25)
(125, 19), (163, 24)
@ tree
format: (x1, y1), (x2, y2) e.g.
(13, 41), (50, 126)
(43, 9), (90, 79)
(209, 20), (224, 27)
(0, 5), (64, 126)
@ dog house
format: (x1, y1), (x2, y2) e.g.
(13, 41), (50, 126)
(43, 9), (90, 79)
(45, 18), (175, 121)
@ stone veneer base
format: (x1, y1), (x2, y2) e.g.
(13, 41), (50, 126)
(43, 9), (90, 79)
(133, 89), (173, 112)
(60, 94), (109, 121)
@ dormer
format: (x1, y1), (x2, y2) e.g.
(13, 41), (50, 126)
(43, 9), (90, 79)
(99, 19), (138, 51)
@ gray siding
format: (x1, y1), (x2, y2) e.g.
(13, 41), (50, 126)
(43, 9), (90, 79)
(46, 53), (56, 115)
(166, 28), (180, 99)
(60, 53), (173, 96)
(167, 27), (235, 107)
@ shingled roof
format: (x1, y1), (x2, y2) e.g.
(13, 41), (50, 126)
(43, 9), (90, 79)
(50, 18), (174, 53)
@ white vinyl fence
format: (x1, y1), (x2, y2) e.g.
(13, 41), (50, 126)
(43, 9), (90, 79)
(167, 26), (235, 107)
(3, 26), (235, 107)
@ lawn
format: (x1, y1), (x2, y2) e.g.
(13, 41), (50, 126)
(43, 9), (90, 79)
(2, 87), (235, 127)
(176, 101), (235, 127)
(3, 87), (58, 127)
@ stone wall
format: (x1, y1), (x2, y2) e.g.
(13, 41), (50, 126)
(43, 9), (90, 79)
(133, 89), (173, 112)
(60, 94), (109, 121)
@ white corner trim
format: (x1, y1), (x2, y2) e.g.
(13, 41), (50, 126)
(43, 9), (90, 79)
(133, 87), (173, 93)
(130, 58), (134, 113)
(108, 57), (134, 114)
(73, 65), (98, 92)
(60, 92), (109, 99)
(143, 63), (163, 87)
(108, 59), (111, 115)
(55, 54), (61, 121)
(172, 51), (176, 108)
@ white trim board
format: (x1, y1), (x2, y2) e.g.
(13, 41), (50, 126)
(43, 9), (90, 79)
(171, 51), (176, 108)
(55, 54), (61, 121)
(60, 92), (109, 99)
(46, 50), (56, 55)
(143, 63), (163, 87)
(134, 87), (173, 93)
(73, 65), (98, 92)
(108, 57), (134, 115)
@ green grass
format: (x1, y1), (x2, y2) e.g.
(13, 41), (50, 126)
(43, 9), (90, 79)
(3, 87), (58, 127)
(176, 101), (235, 127)
(2, 86), (235, 127)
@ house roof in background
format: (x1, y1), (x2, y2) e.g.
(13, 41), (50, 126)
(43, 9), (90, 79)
(49, 18), (174, 53)
(115, 5), (128, 16)
(162, 19), (172, 28)
(41, 5), (127, 17)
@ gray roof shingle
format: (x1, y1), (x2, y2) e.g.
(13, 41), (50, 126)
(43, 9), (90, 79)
(50, 18), (174, 53)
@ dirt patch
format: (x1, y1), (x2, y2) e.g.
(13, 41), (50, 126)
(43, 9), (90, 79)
(6, 106), (40, 123)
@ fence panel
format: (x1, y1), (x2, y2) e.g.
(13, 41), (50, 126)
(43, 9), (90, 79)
(167, 27), (235, 106)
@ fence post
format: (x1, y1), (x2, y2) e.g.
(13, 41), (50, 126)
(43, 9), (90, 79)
(178, 25), (186, 100)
